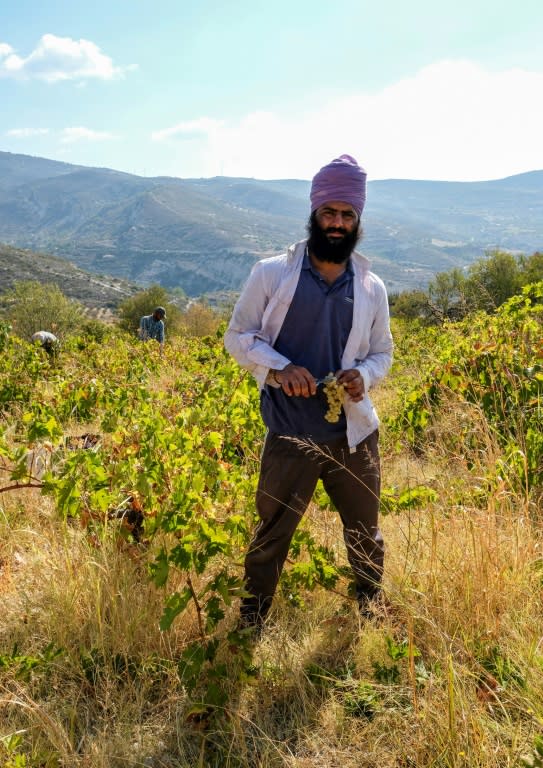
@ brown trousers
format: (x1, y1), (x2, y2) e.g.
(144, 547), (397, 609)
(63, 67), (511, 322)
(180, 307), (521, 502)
(242, 429), (383, 621)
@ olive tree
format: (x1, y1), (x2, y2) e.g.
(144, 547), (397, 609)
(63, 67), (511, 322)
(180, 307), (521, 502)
(427, 268), (468, 322)
(389, 290), (433, 323)
(1, 280), (85, 340)
(519, 251), (543, 286)
(465, 250), (521, 311)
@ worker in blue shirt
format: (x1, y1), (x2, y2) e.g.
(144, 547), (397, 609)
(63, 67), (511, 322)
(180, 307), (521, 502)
(139, 307), (166, 354)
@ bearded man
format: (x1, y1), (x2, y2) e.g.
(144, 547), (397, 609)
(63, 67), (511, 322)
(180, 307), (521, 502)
(224, 154), (393, 632)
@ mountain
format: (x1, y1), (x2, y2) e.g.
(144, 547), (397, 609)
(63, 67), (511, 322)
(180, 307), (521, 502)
(0, 150), (542, 297)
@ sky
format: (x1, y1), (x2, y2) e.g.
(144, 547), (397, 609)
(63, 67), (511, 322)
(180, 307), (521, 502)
(1, 0), (543, 183)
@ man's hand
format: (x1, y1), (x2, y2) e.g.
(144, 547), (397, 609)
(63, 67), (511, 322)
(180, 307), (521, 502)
(273, 363), (317, 397)
(336, 369), (365, 402)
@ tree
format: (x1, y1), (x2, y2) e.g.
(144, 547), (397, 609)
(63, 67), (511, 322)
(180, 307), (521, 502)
(464, 250), (521, 311)
(427, 268), (468, 322)
(1, 281), (85, 340)
(181, 301), (222, 337)
(519, 251), (543, 286)
(390, 290), (433, 323)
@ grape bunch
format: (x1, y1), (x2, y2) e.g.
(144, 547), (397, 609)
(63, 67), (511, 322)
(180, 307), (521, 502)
(322, 373), (345, 423)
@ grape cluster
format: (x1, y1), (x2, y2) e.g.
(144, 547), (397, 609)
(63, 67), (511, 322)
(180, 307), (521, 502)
(322, 373), (345, 423)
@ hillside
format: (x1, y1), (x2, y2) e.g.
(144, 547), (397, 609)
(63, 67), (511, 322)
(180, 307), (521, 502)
(0, 151), (542, 296)
(0, 242), (139, 311)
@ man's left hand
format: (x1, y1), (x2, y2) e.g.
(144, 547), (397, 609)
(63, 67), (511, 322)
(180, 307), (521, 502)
(336, 369), (365, 402)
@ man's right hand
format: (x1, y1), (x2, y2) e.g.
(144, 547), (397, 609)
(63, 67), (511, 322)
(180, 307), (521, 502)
(273, 364), (317, 397)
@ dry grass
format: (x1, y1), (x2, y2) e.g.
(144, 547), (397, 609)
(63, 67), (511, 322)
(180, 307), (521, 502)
(1, 356), (542, 766)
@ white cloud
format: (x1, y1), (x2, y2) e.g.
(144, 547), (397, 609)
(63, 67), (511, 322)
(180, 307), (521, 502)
(0, 34), (131, 82)
(154, 61), (543, 181)
(60, 126), (118, 143)
(6, 127), (49, 138)
(151, 117), (224, 143)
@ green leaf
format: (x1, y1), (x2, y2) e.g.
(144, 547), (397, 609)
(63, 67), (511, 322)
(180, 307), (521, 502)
(149, 549), (170, 587)
(159, 586), (193, 631)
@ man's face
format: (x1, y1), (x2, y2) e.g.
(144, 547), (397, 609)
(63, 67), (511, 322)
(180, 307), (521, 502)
(307, 201), (361, 264)
(316, 201), (359, 237)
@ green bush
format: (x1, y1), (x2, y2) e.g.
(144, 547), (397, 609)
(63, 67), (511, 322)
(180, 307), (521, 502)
(1, 280), (85, 341)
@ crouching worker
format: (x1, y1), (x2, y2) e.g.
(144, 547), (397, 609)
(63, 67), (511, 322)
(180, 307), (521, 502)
(31, 330), (59, 357)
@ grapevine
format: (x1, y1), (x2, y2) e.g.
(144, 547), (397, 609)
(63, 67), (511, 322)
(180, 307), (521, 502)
(322, 373), (345, 422)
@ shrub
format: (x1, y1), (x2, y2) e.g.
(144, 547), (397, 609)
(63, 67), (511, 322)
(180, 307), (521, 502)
(1, 280), (85, 340)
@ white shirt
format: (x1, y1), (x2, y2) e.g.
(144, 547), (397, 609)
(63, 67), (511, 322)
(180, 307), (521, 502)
(31, 331), (58, 345)
(224, 240), (393, 449)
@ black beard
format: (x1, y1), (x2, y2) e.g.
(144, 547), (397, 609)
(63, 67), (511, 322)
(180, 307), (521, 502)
(306, 212), (361, 264)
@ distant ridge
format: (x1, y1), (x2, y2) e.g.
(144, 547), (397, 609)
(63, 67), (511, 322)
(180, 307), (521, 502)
(0, 150), (541, 296)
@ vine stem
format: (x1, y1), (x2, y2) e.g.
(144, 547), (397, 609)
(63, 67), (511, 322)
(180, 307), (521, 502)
(0, 481), (43, 494)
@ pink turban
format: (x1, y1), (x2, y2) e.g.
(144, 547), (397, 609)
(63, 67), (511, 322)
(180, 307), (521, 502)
(310, 154), (367, 216)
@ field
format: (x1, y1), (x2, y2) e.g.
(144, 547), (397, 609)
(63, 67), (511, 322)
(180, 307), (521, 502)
(0, 286), (542, 767)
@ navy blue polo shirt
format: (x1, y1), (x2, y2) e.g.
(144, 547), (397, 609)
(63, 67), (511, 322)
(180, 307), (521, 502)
(260, 250), (354, 442)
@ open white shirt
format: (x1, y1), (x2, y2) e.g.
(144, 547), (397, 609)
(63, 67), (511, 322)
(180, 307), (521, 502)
(225, 240), (393, 449)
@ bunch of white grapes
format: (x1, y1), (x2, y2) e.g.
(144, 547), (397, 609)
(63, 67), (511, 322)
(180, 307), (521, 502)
(322, 373), (345, 423)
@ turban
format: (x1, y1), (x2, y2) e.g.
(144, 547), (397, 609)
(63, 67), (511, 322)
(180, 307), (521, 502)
(310, 154), (367, 216)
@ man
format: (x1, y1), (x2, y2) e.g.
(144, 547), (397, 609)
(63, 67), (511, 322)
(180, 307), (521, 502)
(224, 154), (393, 632)
(139, 306), (166, 353)
(31, 330), (59, 357)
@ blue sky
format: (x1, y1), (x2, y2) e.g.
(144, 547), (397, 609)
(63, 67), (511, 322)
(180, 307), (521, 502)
(1, 0), (543, 182)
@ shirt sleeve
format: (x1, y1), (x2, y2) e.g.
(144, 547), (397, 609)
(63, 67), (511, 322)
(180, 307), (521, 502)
(224, 261), (291, 384)
(355, 283), (393, 391)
